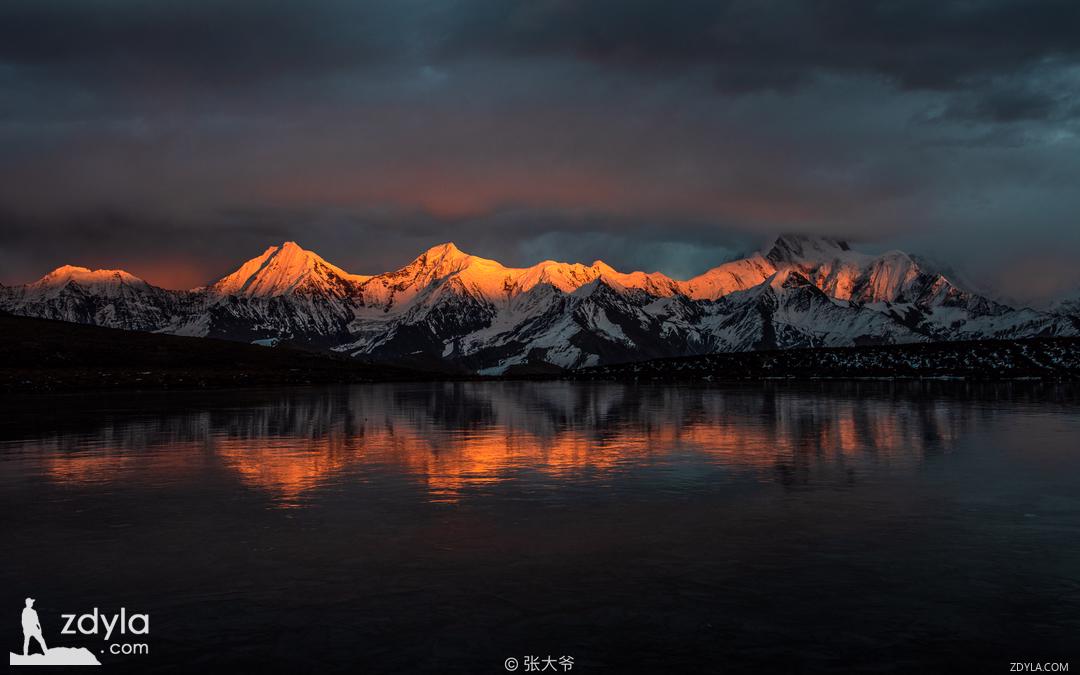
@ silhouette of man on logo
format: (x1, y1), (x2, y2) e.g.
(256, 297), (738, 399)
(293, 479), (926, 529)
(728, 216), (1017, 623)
(21, 598), (47, 657)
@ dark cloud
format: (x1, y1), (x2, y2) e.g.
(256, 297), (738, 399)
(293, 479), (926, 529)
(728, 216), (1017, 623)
(939, 75), (1080, 124)
(5, 1), (1079, 100)
(1, 1), (1079, 301)
(0, 1), (402, 88)
(440, 0), (1080, 93)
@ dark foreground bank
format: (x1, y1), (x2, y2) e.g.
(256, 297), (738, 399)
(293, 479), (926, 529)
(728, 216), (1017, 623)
(0, 314), (424, 391)
(3, 313), (1080, 392)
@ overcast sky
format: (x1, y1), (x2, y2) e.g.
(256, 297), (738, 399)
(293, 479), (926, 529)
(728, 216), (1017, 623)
(1, 0), (1079, 303)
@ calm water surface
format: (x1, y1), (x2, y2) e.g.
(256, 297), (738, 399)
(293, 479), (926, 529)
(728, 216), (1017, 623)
(1, 382), (1079, 672)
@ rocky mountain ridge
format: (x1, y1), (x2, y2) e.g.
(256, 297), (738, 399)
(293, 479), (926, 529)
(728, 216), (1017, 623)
(3, 234), (1076, 373)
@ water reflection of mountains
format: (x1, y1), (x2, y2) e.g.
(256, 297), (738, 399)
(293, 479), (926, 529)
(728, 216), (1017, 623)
(6, 382), (1078, 505)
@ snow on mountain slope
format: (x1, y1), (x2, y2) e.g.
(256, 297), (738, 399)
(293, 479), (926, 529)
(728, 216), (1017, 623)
(355, 242), (480, 312)
(1051, 289), (1080, 319)
(755, 234), (1076, 342)
(2, 235), (1074, 372)
(192, 242), (372, 343)
(338, 243), (691, 369)
(0, 265), (189, 331)
(210, 241), (370, 298)
(680, 254), (777, 300)
(762, 234), (988, 309)
(353, 242), (683, 316)
(763, 234), (940, 304)
(698, 268), (924, 353)
(766, 234), (885, 301)
(26, 265), (152, 297)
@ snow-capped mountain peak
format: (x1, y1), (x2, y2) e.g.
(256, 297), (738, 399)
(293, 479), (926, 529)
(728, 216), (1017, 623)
(681, 254), (777, 300)
(356, 242), (503, 310)
(33, 265), (147, 289)
(18, 265), (155, 302)
(424, 241), (469, 262)
(386, 242), (493, 286)
(1, 264), (177, 330)
(764, 233), (854, 266)
(410, 242), (476, 270)
(1050, 287), (1080, 316)
(210, 241), (369, 298)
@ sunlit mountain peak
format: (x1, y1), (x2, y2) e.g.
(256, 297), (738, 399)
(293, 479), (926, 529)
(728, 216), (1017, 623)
(410, 241), (487, 269)
(210, 240), (370, 298)
(425, 241), (465, 257)
(34, 265), (146, 288)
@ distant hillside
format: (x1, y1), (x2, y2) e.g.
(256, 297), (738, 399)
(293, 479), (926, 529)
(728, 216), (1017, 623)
(572, 337), (1080, 381)
(0, 314), (426, 392)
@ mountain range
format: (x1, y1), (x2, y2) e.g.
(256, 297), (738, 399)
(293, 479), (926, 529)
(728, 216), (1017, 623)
(2, 234), (1077, 373)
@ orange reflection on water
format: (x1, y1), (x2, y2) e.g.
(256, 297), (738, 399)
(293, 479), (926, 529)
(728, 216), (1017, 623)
(40, 439), (202, 485)
(23, 386), (964, 507)
(215, 435), (361, 507)
(384, 428), (634, 502)
(45, 452), (138, 484)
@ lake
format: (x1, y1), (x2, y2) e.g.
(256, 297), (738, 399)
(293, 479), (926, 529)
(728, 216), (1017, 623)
(2, 382), (1078, 672)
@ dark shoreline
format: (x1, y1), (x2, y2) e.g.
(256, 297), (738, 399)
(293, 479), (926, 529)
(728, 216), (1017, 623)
(3, 314), (1079, 393)
(0, 314), (432, 393)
